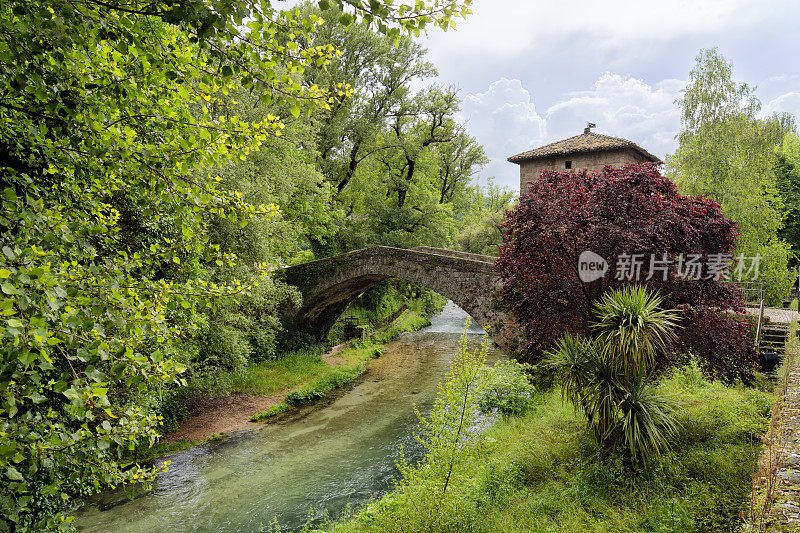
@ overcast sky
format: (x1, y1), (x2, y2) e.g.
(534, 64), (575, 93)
(421, 0), (800, 191)
(284, 0), (800, 191)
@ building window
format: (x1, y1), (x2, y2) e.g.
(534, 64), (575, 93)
(565, 160), (572, 169)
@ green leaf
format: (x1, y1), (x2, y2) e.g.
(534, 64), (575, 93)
(1, 283), (18, 295)
(5, 466), (23, 481)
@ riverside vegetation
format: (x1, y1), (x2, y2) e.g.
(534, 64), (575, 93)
(330, 366), (772, 533)
(2, 0), (798, 528)
(146, 283), (446, 457)
(326, 288), (775, 533)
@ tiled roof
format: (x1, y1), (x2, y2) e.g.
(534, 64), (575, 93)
(507, 131), (662, 163)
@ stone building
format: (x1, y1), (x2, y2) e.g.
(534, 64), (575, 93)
(508, 127), (661, 195)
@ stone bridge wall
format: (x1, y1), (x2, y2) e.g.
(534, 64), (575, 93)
(280, 246), (522, 355)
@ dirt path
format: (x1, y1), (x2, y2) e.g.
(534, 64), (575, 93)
(162, 392), (287, 444)
(162, 343), (353, 444)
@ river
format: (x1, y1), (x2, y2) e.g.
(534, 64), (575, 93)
(76, 302), (504, 532)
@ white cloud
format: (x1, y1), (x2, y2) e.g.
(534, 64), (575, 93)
(763, 92), (800, 120)
(425, 0), (771, 57)
(460, 73), (685, 191)
(766, 74), (799, 84)
(459, 78), (546, 190)
(545, 72), (684, 159)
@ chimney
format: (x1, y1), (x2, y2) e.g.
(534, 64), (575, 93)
(584, 122), (596, 134)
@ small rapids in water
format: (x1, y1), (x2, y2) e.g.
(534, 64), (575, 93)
(76, 302), (504, 532)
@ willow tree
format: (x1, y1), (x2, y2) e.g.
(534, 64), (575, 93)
(0, 0), (472, 529)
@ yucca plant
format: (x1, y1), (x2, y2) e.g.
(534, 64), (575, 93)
(546, 285), (680, 463)
(617, 375), (678, 463)
(546, 333), (596, 409)
(592, 285), (680, 385)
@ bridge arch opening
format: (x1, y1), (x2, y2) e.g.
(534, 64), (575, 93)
(279, 246), (522, 355)
(298, 277), (485, 343)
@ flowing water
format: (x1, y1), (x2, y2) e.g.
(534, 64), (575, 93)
(76, 302), (504, 532)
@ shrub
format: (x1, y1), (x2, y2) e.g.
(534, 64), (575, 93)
(158, 397), (189, 433)
(496, 163), (758, 382)
(479, 361), (534, 416)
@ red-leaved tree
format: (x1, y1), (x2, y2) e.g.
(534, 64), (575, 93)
(496, 163), (758, 383)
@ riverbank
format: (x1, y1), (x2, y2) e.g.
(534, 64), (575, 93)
(328, 363), (775, 532)
(76, 303), (498, 532)
(137, 306), (436, 461)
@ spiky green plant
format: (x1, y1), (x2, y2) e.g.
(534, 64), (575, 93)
(617, 375), (678, 463)
(546, 333), (596, 408)
(592, 284), (680, 384)
(546, 286), (680, 462)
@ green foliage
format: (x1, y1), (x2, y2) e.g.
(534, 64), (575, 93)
(591, 285), (680, 382)
(547, 286), (680, 463)
(300, 4), (489, 254)
(457, 179), (515, 257)
(776, 133), (800, 270)
(0, 7), (269, 529)
(195, 87), (337, 373)
(179, 345), (328, 399)
(327, 281), (444, 346)
(379, 322), (489, 528)
(332, 367), (772, 533)
(250, 402), (293, 422)
(285, 364), (367, 407)
(0, 0), (474, 526)
(248, 339), (389, 421)
(158, 398), (189, 434)
(667, 48), (796, 304)
(479, 361), (534, 416)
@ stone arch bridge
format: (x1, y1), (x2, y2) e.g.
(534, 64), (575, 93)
(279, 246), (522, 355)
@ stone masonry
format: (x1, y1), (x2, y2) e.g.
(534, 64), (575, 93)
(754, 330), (800, 531)
(279, 246), (523, 355)
(508, 129), (662, 195)
(517, 147), (649, 195)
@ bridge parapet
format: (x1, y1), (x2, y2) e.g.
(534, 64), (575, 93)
(411, 246), (497, 265)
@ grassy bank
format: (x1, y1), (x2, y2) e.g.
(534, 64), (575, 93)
(329, 363), (773, 533)
(250, 308), (433, 421)
(139, 300), (438, 460)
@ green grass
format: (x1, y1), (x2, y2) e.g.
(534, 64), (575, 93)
(133, 438), (196, 463)
(178, 346), (330, 399)
(329, 363), (774, 533)
(248, 309), (431, 421)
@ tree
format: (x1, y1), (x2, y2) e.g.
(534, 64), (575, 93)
(0, 0), (473, 529)
(546, 286), (680, 463)
(495, 163), (758, 383)
(296, 6), (488, 254)
(457, 179), (514, 256)
(667, 48), (795, 304)
(303, 3), (437, 199)
(776, 133), (800, 271)
(197, 89), (336, 371)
